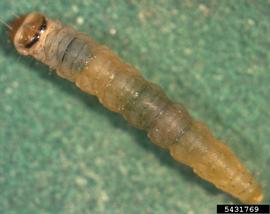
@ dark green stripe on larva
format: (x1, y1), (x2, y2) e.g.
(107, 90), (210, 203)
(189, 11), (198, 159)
(148, 104), (192, 148)
(44, 28), (74, 69)
(61, 37), (91, 72)
(44, 27), (91, 73)
(123, 81), (171, 130)
(56, 32), (75, 66)
(118, 75), (147, 112)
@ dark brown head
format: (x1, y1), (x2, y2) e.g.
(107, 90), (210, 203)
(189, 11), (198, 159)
(9, 12), (47, 55)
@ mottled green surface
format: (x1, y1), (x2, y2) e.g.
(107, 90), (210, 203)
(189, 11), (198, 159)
(0, 1), (269, 213)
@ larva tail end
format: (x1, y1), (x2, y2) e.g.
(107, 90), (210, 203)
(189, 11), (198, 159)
(169, 122), (264, 204)
(244, 189), (264, 204)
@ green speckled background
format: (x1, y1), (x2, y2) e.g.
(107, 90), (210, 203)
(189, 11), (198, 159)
(0, 0), (269, 213)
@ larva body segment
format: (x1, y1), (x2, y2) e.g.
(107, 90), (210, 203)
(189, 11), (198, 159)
(10, 12), (264, 203)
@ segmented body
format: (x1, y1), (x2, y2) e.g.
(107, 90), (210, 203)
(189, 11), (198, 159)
(10, 12), (263, 203)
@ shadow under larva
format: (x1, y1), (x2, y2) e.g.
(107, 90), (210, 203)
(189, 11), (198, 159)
(8, 12), (264, 204)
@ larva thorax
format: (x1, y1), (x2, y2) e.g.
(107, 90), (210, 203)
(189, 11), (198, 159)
(10, 12), (93, 81)
(10, 12), (264, 204)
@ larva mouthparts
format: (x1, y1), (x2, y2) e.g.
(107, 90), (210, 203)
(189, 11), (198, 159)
(9, 12), (264, 204)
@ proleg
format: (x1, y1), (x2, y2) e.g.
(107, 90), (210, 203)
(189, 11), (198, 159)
(9, 12), (264, 203)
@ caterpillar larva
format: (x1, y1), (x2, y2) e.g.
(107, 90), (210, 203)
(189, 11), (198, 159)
(9, 12), (264, 204)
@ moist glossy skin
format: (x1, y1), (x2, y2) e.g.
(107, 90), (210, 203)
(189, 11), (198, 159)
(10, 12), (264, 204)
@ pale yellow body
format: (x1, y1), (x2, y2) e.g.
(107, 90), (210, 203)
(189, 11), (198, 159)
(10, 12), (264, 203)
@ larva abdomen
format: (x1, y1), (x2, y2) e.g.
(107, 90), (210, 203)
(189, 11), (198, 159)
(10, 12), (264, 203)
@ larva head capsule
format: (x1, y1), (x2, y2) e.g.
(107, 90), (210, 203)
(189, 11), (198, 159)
(10, 12), (93, 81)
(9, 12), (47, 55)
